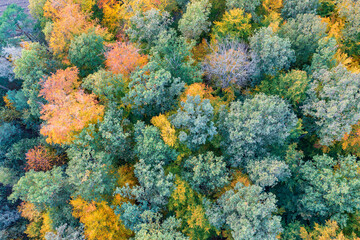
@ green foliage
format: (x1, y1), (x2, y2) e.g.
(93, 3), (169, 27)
(0, 122), (22, 162)
(279, 13), (327, 67)
(221, 93), (298, 167)
(259, 70), (310, 107)
(134, 121), (177, 166)
(125, 64), (185, 118)
(250, 27), (295, 77)
(300, 154), (360, 227)
(150, 29), (202, 84)
(302, 65), (360, 146)
(66, 147), (115, 202)
(307, 37), (338, 74)
(170, 95), (217, 150)
(183, 152), (229, 195)
(178, 0), (212, 40)
(246, 156), (291, 188)
(281, 0), (319, 19)
(135, 212), (188, 240)
(225, 0), (261, 20)
(205, 183), (283, 239)
(69, 31), (105, 77)
(127, 9), (172, 50)
(82, 69), (126, 103)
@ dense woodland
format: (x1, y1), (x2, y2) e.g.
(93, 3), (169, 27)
(1, 0), (360, 239)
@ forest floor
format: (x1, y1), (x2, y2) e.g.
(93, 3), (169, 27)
(0, 0), (29, 16)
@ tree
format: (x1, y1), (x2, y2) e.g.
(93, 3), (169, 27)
(71, 197), (132, 240)
(68, 31), (105, 77)
(0, 123), (22, 163)
(39, 67), (104, 145)
(221, 93), (298, 167)
(183, 152), (229, 195)
(300, 220), (355, 240)
(245, 156), (291, 188)
(0, 4), (34, 50)
(168, 177), (216, 239)
(66, 148), (116, 202)
(300, 154), (360, 227)
(212, 8), (252, 42)
(250, 27), (295, 77)
(302, 65), (360, 146)
(9, 166), (70, 209)
(150, 114), (177, 147)
(307, 37), (338, 74)
(127, 9), (172, 50)
(29, 0), (48, 23)
(14, 42), (60, 118)
(338, 0), (360, 61)
(45, 223), (85, 240)
(170, 95), (217, 150)
(105, 42), (148, 78)
(135, 211), (189, 240)
(203, 40), (258, 88)
(226, 0), (261, 19)
(82, 69), (126, 104)
(278, 14), (327, 67)
(178, 0), (212, 41)
(150, 29), (202, 84)
(25, 145), (64, 172)
(134, 121), (177, 166)
(258, 69), (310, 107)
(124, 65), (185, 117)
(204, 182), (283, 240)
(281, 0), (319, 19)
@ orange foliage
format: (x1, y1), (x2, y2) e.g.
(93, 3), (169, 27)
(342, 122), (360, 157)
(71, 197), (133, 240)
(25, 145), (64, 172)
(151, 114), (177, 147)
(192, 38), (211, 63)
(44, 0), (109, 61)
(3, 94), (14, 109)
(180, 83), (216, 102)
(18, 202), (43, 239)
(39, 67), (104, 145)
(105, 42), (148, 78)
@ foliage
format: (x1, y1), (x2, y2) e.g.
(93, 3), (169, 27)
(281, 0), (319, 19)
(212, 8), (252, 42)
(245, 156), (291, 188)
(302, 65), (360, 146)
(221, 93), (298, 167)
(204, 182), (283, 240)
(150, 114), (177, 147)
(203, 40), (258, 88)
(127, 9), (172, 50)
(183, 152), (229, 195)
(125, 65), (185, 117)
(300, 154), (360, 227)
(226, 0), (261, 18)
(45, 223), (85, 240)
(39, 67), (104, 145)
(279, 13), (327, 67)
(307, 37), (338, 74)
(170, 95), (217, 150)
(71, 197), (132, 240)
(250, 27), (295, 77)
(68, 31), (105, 77)
(25, 145), (64, 172)
(178, 0), (212, 41)
(258, 69), (310, 107)
(105, 42), (148, 78)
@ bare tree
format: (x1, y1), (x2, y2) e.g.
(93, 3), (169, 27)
(202, 40), (258, 89)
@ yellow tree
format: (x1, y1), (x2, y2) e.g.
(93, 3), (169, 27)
(151, 114), (177, 147)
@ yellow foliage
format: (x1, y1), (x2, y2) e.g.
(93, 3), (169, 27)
(40, 212), (53, 239)
(151, 114), (177, 147)
(262, 0), (283, 13)
(71, 197), (133, 240)
(300, 220), (358, 240)
(192, 38), (211, 63)
(3, 95), (14, 109)
(180, 83), (216, 102)
(113, 164), (138, 205)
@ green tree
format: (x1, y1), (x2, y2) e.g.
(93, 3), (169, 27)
(183, 152), (229, 195)
(226, 0), (261, 19)
(170, 95), (217, 150)
(279, 13), (327, 67)
(250, 27), (295, 77)
(302, 65), (360, 146)
(178, 0), (212, 41)
(221, 93), (298, 167)
(204, 183), (283, 240)
(281, 0), (319, 19)
(300, 154), (360, 227)
(307, 37), (338, 74)
(69, 31), (105, 77)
